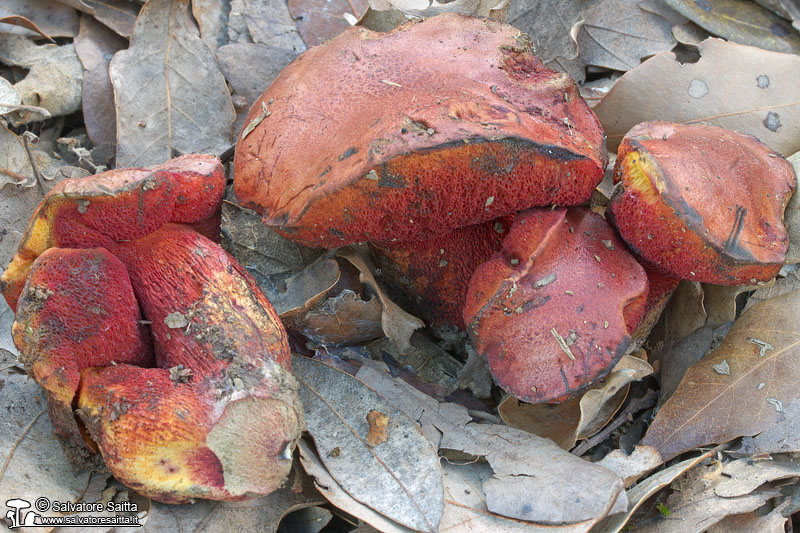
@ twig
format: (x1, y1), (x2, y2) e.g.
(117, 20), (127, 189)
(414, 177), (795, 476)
(21, 131), (45, 197)
(0, 167), (28, 183)
(571, 389), (658, 456)
(0, 409), (45, 483)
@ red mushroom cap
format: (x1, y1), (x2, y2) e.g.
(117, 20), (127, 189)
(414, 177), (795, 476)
(464, 208), (648, 403)
(234, 13), (606, 248)
(608, 121), (796, 285)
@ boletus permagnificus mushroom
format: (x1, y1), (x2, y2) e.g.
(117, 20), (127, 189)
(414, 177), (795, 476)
(463, 208), (648, 403)
(234, 13), (607, 248)
(3, 156), (303, 503)
(608, 121), (796, 285)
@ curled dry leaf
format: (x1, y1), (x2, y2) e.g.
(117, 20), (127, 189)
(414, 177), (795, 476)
(702, 282), (762, 328)
(303, 289), (384, 346)
(0, 15), (54, 41)
(596, 446), (664, 488)
(0, 0), (79, 38)
(715, 456), (800, 498)
(643, 289), (800, 461)
(192, 0), (229, 50)
(640, 463), (782, 533)
(268, 257), (341, 318)
(110, 0), (235, 167)
(338, 247), (424, 353)
(498, 353), (654, 450)
(0, 35), (82, 125)
(59, 0), (139, 38)
(594, 38), (800, 155)
(706, 501), (790, 533)
(666, 0), (800, 54)
(293, 355), (444, 532)
(594, 451), (712, 533)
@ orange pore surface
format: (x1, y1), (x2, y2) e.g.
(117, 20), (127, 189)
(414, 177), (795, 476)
(464, 208), (648, 404)
(608, 121), (796, 284)
(234, 13), (606, 248)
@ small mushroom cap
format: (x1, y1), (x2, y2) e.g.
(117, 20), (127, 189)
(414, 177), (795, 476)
(12, 247), (153, 464)
(234, 13), (606, 248)
(0, 154), (225, 311)
(370, 216), (513, 329)
(464, 208), (648, 403)
(608, 121), (796, 285)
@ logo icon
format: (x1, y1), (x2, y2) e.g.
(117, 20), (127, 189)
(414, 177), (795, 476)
(5, 499), (40, 528)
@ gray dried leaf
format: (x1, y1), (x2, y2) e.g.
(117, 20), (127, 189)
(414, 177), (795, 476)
(785, 152), (800, 263)
(596, 446), (664, 488)
(293, 355), (444, 532)
(716, 456), (800, 498)
(737, 398), (800, 454)
(192, 0), (230, 50)
(59, 0), (139, 38)
(0, 371), (92, 524)
(579, 0), (676, 71)
(215, 43), (298, 135)
(0, 0), (79, 38)
(338, 247), (424, 353)
(110, 0), (235, 167)
(594, 38), (800, 155)
(354, 359), (629, 524)
(594, 451), (712, 532)
(506, 0), (582, 63)
(298, 441), (414, 533)
(239, 0), (306, 51)
(0, 34), (82, 125)
(74, 14), (127, 147)
(666, 0), (800, 54)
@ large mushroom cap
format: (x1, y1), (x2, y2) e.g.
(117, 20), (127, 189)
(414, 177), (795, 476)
(234, 13), (606, 248)
(608, 121), (796, 285)
(464, 208), (648, 404)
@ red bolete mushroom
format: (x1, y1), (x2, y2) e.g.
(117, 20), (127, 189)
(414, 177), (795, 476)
(2, 156), (303, 503)
(370, 216), (513, 330)
(463, 208), (648, 403)
(608, 121), (796, 285)
(12, 247), (153, 465)
(233, 13), (606, 248)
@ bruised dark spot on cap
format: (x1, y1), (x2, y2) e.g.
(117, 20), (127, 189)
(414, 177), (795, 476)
(338, 147), (358, 161)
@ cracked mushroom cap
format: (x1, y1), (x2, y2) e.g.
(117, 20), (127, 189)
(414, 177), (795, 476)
(12, 247), (153, 465)
(371, 216), (513, 329)
(0, 154), (225, 311)
(463, 208), (648, 404)
(608, 121), (796, 285)
(234, 13), (606, 248)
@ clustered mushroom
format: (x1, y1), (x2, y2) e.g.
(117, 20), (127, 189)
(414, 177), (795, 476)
(1, 12), (796, 505)
(2, 156), (303, 503)
(233, 13), (795, 404)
